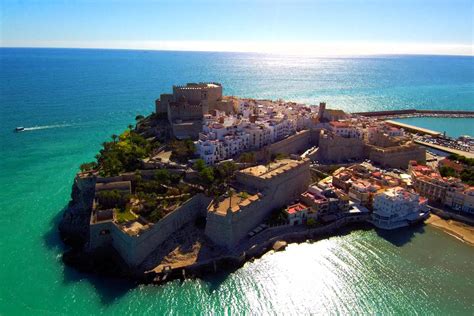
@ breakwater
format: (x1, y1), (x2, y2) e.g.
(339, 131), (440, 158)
(354, 109), (474, 119)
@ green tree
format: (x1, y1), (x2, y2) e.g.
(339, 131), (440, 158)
(170, 140), (196, 163)
(239, 152), (256, 164)
(193, 159), (206, 172)
(135, 114), (145, 122)
(216, 161), (237, 179)
(199, 167), (215, 184)
(460, 169), (474, 185)
(154, 169), (171, 184)
(439, 166), (457, 177)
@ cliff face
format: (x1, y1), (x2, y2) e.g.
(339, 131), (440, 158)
(59, 175), (96, 248)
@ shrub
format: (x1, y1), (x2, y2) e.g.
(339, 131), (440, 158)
(306, 218), (317, 228)
(80, 162), (97, 172)
(96, 190), (129, 210)
(170, 140), (196, 163)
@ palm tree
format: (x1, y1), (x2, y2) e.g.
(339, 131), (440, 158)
(111, 134), (118, 144)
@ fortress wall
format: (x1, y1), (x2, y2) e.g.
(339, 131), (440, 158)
(208, 99), (235, 115)
(89, 194), (212, 267)
(168, 103), (204, 122)
(205, 212), (235, 247)
(367, 145), (426, 169)
(316, 134), (365, 163)
(206, 160), (311, 248)
(232, 165), (310, 243)
(88, 220), (114, 249)
(173, 85), (222, 105)
(250, 130), (313, 162)
(172, 121), (202, 139)
(267, 130), (312, 156)
(126, 194), (211, 266)
(157, 94), (173, 114)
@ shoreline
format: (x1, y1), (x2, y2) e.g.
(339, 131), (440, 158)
(426, 214), (474, 246)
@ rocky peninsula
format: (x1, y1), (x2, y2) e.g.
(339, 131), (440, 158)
(59, 83), (474, 284)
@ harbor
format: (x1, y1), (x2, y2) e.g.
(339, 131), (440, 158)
(354, 109), (474, 119)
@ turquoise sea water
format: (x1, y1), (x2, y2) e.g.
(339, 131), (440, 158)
(1, 48), (473, 315)
(394, 117), (473, 138)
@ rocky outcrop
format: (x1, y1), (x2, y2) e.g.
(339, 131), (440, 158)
(58, 175), (96, 248)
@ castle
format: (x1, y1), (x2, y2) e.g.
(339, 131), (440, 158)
(155, 83), (224, 139)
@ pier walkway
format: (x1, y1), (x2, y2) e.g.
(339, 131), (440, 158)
(385, 120), (442, 137)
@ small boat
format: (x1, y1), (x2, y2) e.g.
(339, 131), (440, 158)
(14, 127), (25, 132)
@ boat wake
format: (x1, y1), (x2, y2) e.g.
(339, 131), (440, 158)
(22, 124), (71, 131)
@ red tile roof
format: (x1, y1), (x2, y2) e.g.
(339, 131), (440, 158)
(286, 203), (308, 214)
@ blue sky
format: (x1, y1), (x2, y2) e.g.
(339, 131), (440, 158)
(1, 0), (473, 55)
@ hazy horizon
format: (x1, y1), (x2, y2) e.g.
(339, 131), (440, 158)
(2, 0), (473, 56)
(2, 42), (473, 57)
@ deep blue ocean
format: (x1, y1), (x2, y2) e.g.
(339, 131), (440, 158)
(0, 48), (473, 315)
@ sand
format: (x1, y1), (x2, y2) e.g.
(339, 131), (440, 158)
(426, 214), (474, 246)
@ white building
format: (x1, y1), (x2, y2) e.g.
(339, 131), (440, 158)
(329, 121), (363, 139)
(284, 203), (309, 225)
(371, 187), (428, 230)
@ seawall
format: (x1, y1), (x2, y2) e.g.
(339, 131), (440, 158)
(353, 109), (474, 118)
(145, 214), (370, 284)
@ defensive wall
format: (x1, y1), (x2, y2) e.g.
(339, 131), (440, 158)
(365, 142), (426, 169)
(315, 131), (365, 163)
(146, 213), (370, 284)
(205, 159), (311, 248)
(89, 193), (212, 267)
(253, 129), (317, 162)
(95, 169), (186, 184)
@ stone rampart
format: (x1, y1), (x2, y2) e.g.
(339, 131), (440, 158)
(205, 160), (311, 248)
(89, 194), (212, 267)
(267, 130), (312, 157)
(366, 143), (426, 169)
(316, 132), (365, 163)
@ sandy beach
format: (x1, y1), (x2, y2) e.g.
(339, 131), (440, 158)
(426, 214), (474, 246)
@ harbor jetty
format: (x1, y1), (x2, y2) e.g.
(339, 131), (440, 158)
(353, 109), (474, 119)
(385, 120), (442, 137)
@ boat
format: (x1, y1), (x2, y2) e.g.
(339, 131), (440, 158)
(14, 127), (25, 132)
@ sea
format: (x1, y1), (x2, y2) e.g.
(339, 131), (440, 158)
(0, 48), (473, 315)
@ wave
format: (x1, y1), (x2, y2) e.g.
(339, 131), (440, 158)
(22, 124), (71, 131)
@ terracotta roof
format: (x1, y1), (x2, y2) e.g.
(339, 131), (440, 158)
(286, 203), (308, 215)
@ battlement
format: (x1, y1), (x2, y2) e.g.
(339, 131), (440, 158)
(173, 82), (222, 89)
(237, 158), (308, 180)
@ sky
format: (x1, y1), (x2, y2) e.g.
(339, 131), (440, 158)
(1, 0), (473, 55)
